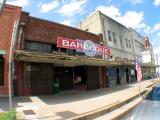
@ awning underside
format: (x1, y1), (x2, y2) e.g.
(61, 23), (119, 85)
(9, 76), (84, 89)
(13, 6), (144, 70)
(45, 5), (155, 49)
(15, 50), (156, 67)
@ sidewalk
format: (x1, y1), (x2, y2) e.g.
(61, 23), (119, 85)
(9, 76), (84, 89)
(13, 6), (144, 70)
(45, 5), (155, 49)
(1, 78), (159, 120)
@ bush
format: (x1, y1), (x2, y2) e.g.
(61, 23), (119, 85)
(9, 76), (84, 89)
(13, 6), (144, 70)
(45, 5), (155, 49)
(0, 109), (16, 120)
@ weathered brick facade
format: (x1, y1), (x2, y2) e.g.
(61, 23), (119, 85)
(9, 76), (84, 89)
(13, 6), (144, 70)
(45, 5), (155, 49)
(1, 7), (106, 96)
(14, 12), (106, 95)
(17, 12), (101, 47)
(0, 4), (21, 95)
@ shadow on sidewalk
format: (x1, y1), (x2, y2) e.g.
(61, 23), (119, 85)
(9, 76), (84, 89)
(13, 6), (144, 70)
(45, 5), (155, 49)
(0, 97), (32, 112)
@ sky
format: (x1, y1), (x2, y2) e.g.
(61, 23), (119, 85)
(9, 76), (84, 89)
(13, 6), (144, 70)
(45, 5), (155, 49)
(6, 0), (160, 57)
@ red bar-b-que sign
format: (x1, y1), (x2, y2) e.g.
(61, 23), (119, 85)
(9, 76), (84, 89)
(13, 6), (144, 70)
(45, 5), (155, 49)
(57, 37), (110, 57)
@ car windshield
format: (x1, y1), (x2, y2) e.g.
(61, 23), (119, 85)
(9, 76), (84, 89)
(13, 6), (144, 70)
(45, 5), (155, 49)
(145, 87), (160, 101)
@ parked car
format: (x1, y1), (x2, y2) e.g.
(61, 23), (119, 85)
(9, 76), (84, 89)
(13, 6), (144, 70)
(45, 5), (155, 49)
(127, 84), (160, 120)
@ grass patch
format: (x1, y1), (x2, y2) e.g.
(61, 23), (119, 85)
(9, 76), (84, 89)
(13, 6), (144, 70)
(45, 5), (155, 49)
(0, 109), (16, 120)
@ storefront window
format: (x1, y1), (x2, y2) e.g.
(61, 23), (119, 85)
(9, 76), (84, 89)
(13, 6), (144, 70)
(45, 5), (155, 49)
(0, 57), (4, 86)
(25, 41), (52, 53)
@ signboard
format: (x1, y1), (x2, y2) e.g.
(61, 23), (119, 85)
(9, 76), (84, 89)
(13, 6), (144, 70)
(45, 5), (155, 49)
(57, 37), (110, 57)
(142, 51), (151, 63)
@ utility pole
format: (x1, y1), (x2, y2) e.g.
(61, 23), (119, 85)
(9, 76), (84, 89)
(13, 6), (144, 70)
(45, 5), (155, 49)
(0, 1), (16, 120)
(156, 54), (159, 77)
(9, 20), (19, 120)
(0, 0), (6, 16)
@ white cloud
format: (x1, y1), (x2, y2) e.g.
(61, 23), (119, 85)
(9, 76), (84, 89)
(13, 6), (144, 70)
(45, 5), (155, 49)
(151, 32), (160, 52)
(129, 0), (143, 4)
(61, 20), (71, 26)
(151, 38), (157, 45)
(96, 5), (145, 29)
(143, 26), (151, 35)
(96, 5), (121, 19)
(154, 0), (160, 6)
(154, 46), (160, 54)
(59, 0), (88, 17)
(7, 0), (29, 7)
(150, 41), (154, 45)
(157, 32), (160, 37)
(39, 0), (59, 13)
(118, 11), (145, 29)
(152, 23), (160, 32)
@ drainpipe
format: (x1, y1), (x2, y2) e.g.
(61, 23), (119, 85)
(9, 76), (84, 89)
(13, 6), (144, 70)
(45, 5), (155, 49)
(8, 20), (19, 120)
(98, 11), (107, 45)
(129, 27), (136, 62)
(129, 28), (137, 82)
(98, 11), (108, 60)
(156, 54), (160, 77)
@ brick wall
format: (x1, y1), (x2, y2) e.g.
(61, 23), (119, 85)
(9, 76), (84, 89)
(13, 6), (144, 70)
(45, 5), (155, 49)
(17, 13), (102, 48)
(0, 4), (22, 95)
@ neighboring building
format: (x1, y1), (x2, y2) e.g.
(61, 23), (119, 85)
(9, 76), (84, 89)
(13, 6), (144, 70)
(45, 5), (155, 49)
(78, 11), (156, 83)
(0, 4), (21, 95)
(129, 28), (144, 62)
(141, 42), (156, 79)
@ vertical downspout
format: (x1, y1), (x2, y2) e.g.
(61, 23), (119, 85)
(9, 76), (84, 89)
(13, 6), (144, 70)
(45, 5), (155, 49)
(98, 11), (107, 45)
(129, 27), (136, 61)
(129, 28), (136, 82)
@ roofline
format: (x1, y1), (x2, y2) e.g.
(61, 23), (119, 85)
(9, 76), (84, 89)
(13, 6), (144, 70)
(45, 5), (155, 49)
(128, 27), (144, 38)
(79, 11), (99, 25)
(22, 11), (30, 15)
(28, 15), (101, 38)
(83, 10), (144, 39)
(98, 11), (130, 31)
(5, 4), (22, 9)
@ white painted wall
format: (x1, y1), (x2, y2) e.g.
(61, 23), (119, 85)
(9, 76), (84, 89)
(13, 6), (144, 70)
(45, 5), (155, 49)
(100, 14), (134, 60)
(78, 11), (155, 63)
(78, 11), (102, 35)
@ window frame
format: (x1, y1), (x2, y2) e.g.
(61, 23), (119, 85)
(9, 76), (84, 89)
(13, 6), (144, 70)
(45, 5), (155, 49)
(125, 39), (128, 48)
(107, 30), (112, 41)
(0, 58), (4, 86)
(112, 32), (117, 43)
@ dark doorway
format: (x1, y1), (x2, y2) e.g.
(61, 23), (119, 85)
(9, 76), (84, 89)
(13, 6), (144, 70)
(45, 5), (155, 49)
(74, 66), (86, 85)
(126, 68), (129, 83)
(135, 69), (137, 81)
(117, 68), (120, 85)
(87, 66), (100, 90)
(54, 67), (73, 91)
(73, 66), (87, 90)
(0, 57), (4, 86)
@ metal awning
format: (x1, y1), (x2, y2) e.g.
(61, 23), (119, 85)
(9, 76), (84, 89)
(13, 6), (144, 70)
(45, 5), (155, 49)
(14, 50), (157, 68)
(14, 50), (134, 67)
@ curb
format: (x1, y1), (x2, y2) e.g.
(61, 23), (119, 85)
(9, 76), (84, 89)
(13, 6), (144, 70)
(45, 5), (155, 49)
(70, 80), (159, 120)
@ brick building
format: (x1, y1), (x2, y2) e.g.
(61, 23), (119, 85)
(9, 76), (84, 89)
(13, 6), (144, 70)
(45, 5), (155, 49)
(14, 11), (114, 95)
(0, 5), (21, 95)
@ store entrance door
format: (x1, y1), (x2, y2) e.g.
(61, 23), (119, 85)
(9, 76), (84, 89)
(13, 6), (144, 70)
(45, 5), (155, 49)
(126, 68), (129, 83)
(54, 67), (73, 92)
